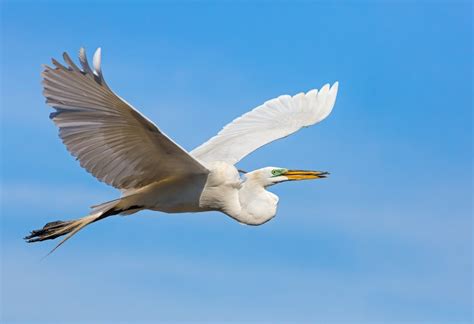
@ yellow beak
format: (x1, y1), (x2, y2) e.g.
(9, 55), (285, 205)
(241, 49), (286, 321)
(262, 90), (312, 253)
(283, 170), (329, 180)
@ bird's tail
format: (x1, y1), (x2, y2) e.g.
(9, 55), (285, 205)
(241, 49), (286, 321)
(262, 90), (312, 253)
(24, 195), (143, 255)
(24, 212), (103, 256)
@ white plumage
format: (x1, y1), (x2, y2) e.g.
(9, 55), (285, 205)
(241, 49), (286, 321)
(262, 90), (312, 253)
(192, 83), (338, 164)
(26, 48), (339, 253)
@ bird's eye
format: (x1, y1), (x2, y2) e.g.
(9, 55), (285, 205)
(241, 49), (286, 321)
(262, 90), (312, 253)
(272, 169), (282, 176)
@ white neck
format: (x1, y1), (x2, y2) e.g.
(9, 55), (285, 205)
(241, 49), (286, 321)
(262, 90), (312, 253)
(198, 163), (280, 226)
(229, 175), (279, 225)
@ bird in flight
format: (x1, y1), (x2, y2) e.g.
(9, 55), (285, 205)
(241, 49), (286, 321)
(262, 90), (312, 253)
(25, 48), (339, 253)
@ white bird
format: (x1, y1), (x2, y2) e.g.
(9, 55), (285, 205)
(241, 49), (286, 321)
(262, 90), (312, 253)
(25, 48), (339, 253)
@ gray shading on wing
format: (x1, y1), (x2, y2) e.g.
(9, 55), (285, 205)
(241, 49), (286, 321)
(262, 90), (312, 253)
(42, 48), (208, 190)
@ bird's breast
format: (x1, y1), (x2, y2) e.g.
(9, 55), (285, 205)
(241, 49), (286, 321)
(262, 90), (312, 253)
(198, 162), (242, 215)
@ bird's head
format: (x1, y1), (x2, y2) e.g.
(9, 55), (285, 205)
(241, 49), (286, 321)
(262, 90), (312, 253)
(242, 167), (329, 187)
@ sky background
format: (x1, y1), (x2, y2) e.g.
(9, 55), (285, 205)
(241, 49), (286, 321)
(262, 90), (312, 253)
(1, 1), (472, 323)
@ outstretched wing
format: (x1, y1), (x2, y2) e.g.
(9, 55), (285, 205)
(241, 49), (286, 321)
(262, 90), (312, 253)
(191, 82), (339, 165)
(42, 48), (208, 190)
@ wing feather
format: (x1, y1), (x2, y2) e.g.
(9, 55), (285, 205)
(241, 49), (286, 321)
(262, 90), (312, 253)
(191, 83), (338, 165)
(42, 48), (208, 190)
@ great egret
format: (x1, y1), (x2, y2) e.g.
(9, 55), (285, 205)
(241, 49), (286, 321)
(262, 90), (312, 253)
(25, 48), (339, 252)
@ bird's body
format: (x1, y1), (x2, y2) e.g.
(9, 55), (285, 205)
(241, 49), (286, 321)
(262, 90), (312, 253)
(25, 48), (339, 253)
(117, 161), (239, 216)
(92, 162), (280, 225)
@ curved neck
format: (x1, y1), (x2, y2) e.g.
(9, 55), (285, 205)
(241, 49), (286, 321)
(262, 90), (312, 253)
(230, 178), (278, 226)
(239, 178), (266, 202)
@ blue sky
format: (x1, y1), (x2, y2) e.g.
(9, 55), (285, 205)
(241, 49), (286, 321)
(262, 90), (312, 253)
(1, 1), (472, 322)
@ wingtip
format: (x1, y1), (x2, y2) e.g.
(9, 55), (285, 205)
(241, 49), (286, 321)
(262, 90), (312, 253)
(41, 63), (52, 71)
(94, 47), (102, 58)
(92, 47), (102, 75)
(62, 51), (72, 63)
(79, 47), (86, 57)
(318, 83), (330, 96)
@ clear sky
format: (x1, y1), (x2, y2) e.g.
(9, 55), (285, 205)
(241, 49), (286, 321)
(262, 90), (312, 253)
(1, 1), (472, 322)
